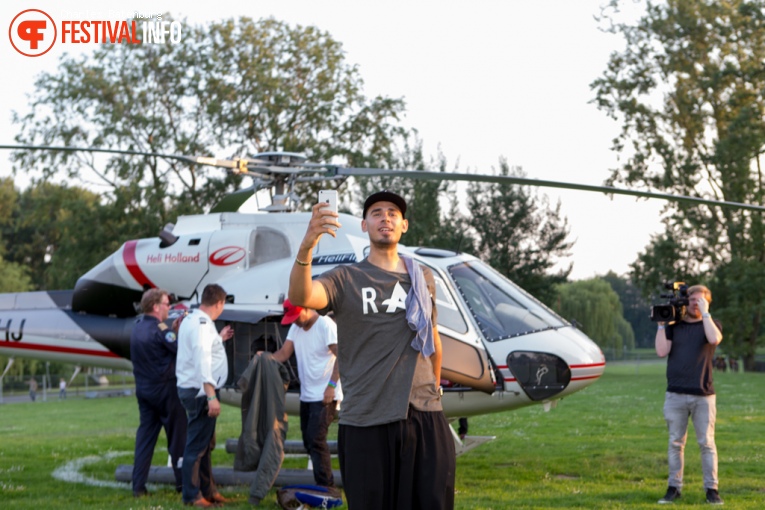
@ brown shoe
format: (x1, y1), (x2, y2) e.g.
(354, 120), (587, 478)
(185, 497), (219, 508)
(208, 493), (231, 504)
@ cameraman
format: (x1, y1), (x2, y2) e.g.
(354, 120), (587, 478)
(654, 284), (723, 505)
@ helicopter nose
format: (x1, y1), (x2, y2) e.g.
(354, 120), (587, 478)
(507, 351), (571, 401)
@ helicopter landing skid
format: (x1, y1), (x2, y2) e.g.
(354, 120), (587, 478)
(449, 423), (495, 457)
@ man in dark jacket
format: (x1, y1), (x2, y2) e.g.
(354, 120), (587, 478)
(130, 288), (187, 497)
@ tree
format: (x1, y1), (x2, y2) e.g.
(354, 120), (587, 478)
(0, 178), (33, 293)
(554, 278), (635, 355)
(708, 258), (765, 362)
(467, 160), (573, 305)
(592, 0), (765, 369)
(350, 136), (476, 252)
(601, 271), (654, 348)
(0, 258), (33, 294)
(202, 17), (406, 166)
(2, 181), (127, 290)
(12, 16), (406, 235)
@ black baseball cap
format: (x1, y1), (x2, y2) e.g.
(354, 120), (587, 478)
(362, 190), (407, 218)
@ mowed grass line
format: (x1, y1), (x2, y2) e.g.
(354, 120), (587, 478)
(0, 362), (763, 509)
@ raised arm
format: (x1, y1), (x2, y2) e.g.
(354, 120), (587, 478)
(698, 298), (723, 345)
(655, 323), (671, 358)
(288, 202), (340, 310)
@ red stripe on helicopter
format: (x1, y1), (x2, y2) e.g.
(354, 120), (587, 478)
(123, 240), (156, 288)
(570, 374), (602, 381)
(496, 362), (606, 370)
(570, 362), (606, 369)
(500, 360), (604, 382)
(503, 374), (602, 382)
(0, 342), (121, 358)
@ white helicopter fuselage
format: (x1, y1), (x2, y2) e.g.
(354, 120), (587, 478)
(0, 211), (605, 418)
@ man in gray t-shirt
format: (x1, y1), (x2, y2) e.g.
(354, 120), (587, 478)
(318, 258), (442, 427)
(289, 190), (455, 510)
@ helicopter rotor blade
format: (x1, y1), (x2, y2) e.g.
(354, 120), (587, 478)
(1, 144), (333, 177)
(335, 167), (765, 213)
(0, 144), (248, 170)
(5, 144), (763, 212)
(1, 144), (263, 175)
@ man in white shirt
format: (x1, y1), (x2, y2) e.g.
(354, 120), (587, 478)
(271, 300), (341, 490)
(176, 284), (234, 508)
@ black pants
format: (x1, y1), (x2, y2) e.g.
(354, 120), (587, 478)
(300, 400), (337, 487)
(133, 382), (187, 493)
(338, 407), (456, 510)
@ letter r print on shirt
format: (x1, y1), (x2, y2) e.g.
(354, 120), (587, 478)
(362, 287), (378, 314)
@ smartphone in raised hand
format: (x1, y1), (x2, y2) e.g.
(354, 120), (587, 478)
(318, 189), (338, 230)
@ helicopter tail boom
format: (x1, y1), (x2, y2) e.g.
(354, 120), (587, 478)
(0, 290), (134, 370)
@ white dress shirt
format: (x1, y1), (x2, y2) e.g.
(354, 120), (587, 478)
(176, 309), (228, 396)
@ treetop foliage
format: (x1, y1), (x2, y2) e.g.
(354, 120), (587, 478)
(7, 14), (575, 321)
(554, 277), (635, 353)
(12, 16), (406, 226)
(593, 0), (765, 368)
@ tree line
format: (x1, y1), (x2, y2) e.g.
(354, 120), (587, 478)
(593, 0), (765, 369)
(6, 4), (763, 374)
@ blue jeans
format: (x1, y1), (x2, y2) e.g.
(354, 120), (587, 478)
(663, 392), (718, 490)
(300, 400), (337, 487)
(178, 387), (218, 503)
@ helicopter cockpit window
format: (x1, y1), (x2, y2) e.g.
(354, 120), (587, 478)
(433, 276), (468, 334)
(449, 260), (566, 342)
(249, 227), (291, 266)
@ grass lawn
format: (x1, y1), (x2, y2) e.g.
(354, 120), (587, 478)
(1, 361), (763, 509)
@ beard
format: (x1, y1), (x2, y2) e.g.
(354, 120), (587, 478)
(370, 234), (400, 249)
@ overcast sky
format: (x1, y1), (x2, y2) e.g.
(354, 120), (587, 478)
(0, 0), (666, 280)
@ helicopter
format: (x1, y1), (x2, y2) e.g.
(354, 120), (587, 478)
(2, 146), (760, 440)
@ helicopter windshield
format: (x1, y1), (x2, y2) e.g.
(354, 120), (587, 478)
(449, 260), (567, 342)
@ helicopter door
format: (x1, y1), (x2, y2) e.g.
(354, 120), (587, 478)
(430, 273), (497, 394)
(200, 229), (253, 289)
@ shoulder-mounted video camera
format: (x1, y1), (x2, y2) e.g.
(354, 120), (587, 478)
(650, 281), (689, 322)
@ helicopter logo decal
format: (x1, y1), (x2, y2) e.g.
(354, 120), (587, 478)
(209, 246), (246, 266)
(535, 365), (549, 386)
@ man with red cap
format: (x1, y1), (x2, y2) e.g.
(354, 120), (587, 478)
(271, 299), (341, 491)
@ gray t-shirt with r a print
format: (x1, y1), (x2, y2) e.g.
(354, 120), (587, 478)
(317, 258), (442, 427)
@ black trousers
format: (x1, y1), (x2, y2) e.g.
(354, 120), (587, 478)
(132, 381), (187, 493)
(300, 400), (337, 487)
(338, 407), (456, 510)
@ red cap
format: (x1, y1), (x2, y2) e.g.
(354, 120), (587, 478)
(281, 299), (303, 325)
